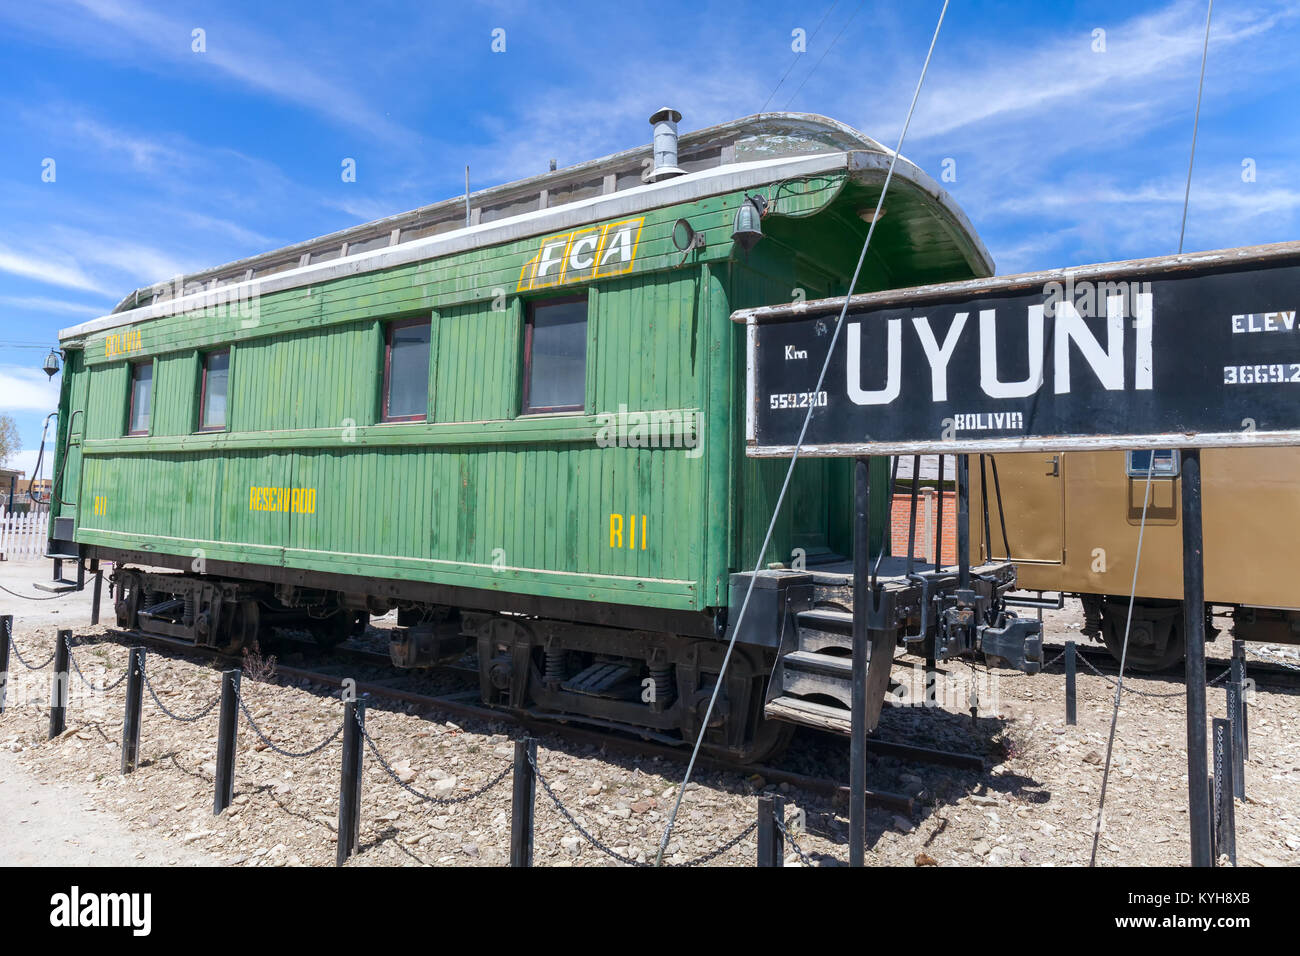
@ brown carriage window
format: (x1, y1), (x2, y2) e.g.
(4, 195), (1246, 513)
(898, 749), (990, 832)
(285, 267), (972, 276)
(199, 349), (230, 431)
(382, 319), (431, 422)
(522, 298), (587, 414)
(127, 361), (152, 436)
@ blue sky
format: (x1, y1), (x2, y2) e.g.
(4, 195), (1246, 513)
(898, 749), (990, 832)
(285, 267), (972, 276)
(1, 0), (1296, 478)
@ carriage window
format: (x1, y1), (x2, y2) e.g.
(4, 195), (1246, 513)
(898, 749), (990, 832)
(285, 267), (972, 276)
(1126, 449), (1179, 477)
(522, 298), (587, 414)
(382, 319), (431, 422)
(127, 361), (152, 436)
(199, 349), (230, 431)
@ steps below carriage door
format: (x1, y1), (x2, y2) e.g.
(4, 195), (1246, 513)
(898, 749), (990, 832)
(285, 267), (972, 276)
(765, 607), (888, 736)
(769, 607), (852, 715)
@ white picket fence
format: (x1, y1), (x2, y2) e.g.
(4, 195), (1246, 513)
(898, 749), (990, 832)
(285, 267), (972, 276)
(0, 510), (48, 560)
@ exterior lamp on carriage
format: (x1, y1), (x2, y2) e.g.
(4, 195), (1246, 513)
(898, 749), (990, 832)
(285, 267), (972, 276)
(731, 193), (768, 254)
(43, 348), (61, 379)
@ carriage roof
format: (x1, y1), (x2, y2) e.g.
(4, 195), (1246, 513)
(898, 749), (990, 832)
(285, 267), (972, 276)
(61, 111), (992, 342)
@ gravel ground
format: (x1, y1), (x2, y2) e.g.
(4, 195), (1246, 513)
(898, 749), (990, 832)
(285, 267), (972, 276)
(1, 562), (1297, 867)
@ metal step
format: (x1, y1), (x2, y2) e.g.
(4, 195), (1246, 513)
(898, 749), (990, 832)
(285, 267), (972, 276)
(33, 580), (79, 593)
(765, 695), (850, 734)
(794, 608), (853, 652)
(783, 649), (853, 677)
(779, 648), (854, 705)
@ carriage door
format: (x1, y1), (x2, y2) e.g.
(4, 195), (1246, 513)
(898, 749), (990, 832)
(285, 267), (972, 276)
(53, 350), (90, 547)
(978, 451), (1064, 564)
(790, 457), (831, 560)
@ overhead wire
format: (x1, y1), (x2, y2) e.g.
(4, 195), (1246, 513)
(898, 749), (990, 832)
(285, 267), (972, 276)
(654, 0), (953, 867)
(1177, 0), (1214, 254)
(783, 1), (866, 110)
(760, 0), (841, 113)
(1092, 0), (1215, 865)
(1089, 453), (1155, 866)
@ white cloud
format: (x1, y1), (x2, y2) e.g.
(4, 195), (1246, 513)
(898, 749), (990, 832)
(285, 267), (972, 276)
(60, 112), (189, 174)
(0, 296), (107, 316)
(51, 231), (197, 290)
(0, 230), (198, 301)
(1, 0), (415, 142)
(0, 244), (109, 295)
(0, 366), (62, 414)
(851, 1), (1299, 150)
(4, 448), (47, 479)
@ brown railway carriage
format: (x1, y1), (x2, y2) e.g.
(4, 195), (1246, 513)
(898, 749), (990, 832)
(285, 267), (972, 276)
(972, 448), (1300, 670)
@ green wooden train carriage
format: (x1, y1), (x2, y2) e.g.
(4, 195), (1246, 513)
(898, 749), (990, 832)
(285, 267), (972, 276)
(48, 111), (992, 757)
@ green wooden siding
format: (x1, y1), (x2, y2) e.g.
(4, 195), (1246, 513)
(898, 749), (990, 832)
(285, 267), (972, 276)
(58, 170), (978, 616)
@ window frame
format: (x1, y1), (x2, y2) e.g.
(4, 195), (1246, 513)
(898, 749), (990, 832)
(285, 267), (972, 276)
(380, 317), (432, 423)
(1126, 449), (1180, 478)
(126, 359), (153, 437)
(521, 295), (588, 416)
(197, 348), (231, 433)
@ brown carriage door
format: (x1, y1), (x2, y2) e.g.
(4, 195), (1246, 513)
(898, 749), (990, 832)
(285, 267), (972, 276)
(979, 452), (1064, 564)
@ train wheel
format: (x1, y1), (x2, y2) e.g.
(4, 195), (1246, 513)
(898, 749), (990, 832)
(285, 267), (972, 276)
(310, 610), (353, 649)
(695, 717), (795, 764)
(218, 599), (260, 654)
(1100, 600), (1185, 672)
(114, 571), (141, 629)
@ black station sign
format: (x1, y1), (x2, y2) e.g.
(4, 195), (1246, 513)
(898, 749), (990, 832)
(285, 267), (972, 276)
(738, 242), (1300, 456)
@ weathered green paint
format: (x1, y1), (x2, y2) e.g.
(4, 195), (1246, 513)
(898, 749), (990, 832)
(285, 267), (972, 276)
(55, 143), (983, 617)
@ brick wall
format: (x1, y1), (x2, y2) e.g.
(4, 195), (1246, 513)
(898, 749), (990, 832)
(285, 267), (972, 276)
(888, 489), (957, 565)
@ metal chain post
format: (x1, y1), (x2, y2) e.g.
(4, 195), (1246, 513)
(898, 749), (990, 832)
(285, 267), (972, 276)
(213, 669), (241, 815)
(121, 648), (145, 774)
(0, 614), (10, 714)
(757, 793), (785, 867)
(775, 815), (816, 867)
(48, 629), (70, 739)
(336, 695), (366, 866)
(510, 737), (537, 867)
(1065, 640), (1077, 725)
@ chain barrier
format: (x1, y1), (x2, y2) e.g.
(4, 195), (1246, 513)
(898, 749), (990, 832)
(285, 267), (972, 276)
(528, 751), (648, 867)
(359, 718), (511, 804)
(526, 750), (755, 867)
(1067, 649), (1213, 699)
(141, 668), (221, 723)
(986, 648), (1066, 681)
(985, 644), (1231, 698)
(0, 584), (77, 602)
(1249, 647), (1300, 674)
(679, 820), (759, 867)
(775, 815), (818, 867)
(6, 635), (56, 671)
(237, 691), (343, 759)
(66, 640), (129, 693)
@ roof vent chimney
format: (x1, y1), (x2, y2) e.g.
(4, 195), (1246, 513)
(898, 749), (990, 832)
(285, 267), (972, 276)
(648, 107), (685, 181)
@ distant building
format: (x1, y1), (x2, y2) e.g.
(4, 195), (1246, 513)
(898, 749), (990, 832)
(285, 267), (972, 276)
(20, 477), (51, 498)
(1, 466), (28, 514)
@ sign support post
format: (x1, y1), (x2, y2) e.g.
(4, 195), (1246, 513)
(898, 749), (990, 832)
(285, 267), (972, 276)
(1181, 448), (1213, 866)
(956, 456), (970, 589)
(736, 240), (1300, 873)
(849, 456), (870, 868)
